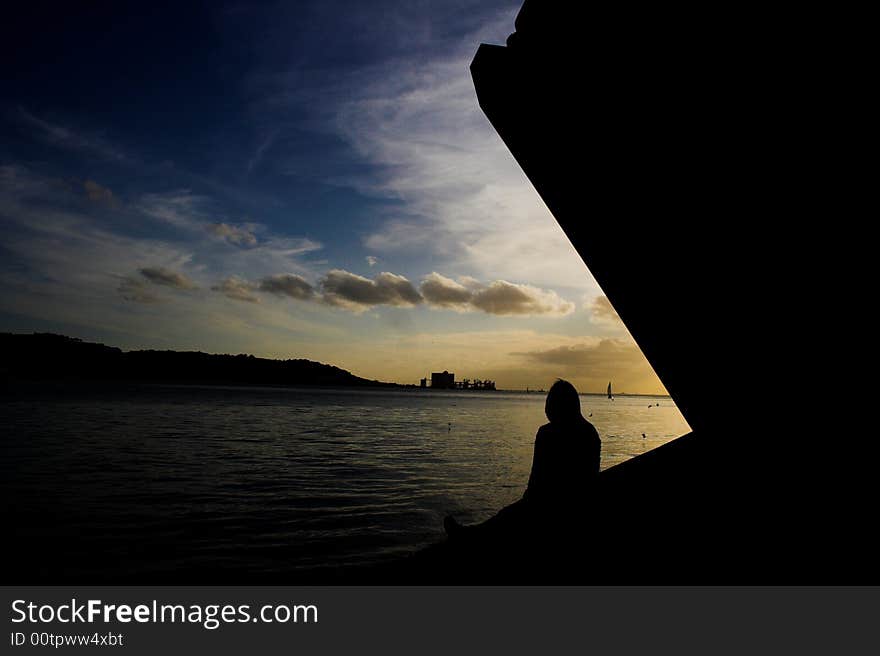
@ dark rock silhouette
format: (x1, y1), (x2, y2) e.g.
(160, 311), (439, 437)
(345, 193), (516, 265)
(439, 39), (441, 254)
(0, 333), (397, 388)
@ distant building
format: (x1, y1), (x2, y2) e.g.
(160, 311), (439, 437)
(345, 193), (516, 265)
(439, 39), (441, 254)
(423, 370), (496, 390)
(431, 371), (455, 389)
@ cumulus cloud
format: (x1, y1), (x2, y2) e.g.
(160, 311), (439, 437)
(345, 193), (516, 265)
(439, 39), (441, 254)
(419, 272), (472, 309)
(207, 222), (258, 247)
(258, 273), (316, 300)
(470, 281), (573, 316)
(366, 255), (378, 267)
(202, 268), (574, 317)
(321, 270), (422, 310)
(212, 276), (260, 303)
(139, 267), (197, 289)
(419, 272), (574, 316)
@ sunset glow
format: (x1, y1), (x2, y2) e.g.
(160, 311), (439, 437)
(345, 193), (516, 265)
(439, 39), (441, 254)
(0, 1), (667, 394)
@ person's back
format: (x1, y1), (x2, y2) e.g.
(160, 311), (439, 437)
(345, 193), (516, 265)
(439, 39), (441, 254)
(524, 418), (600, 505)
(443, 379), (601, 541)
(519, 380), (601, 551)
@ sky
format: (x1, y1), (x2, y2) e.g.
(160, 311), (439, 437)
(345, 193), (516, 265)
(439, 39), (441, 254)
(0, 0), (668, 394)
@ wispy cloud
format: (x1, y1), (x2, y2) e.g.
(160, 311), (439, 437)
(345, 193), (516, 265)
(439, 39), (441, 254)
(306, 20), (595, 292)
(247, 7), (592, 292)
(83, 180), (116, 205)
(587, 295), (623, 327)
(0, 166), (198, 334)
(511, 337), (665, 393)
(246, 129), (279, 174)
(515, 339), (637, 368)
(207, 222), (259, 247)
(17, 107), (130, 162)
(138, 192), (268, 247)
(0, 166), (342, 354)
(136, 190), (205, 230)
(117, 276), (161, 304)
(134, 189), (323, 280)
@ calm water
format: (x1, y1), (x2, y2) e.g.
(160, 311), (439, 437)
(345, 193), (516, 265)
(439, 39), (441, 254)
(1, 383), (690, 578)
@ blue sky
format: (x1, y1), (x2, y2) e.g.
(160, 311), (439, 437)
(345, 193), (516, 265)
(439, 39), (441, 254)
(0, 0), (666, 393)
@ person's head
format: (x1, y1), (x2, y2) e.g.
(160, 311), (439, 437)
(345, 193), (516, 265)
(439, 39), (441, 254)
(545, 379), (582, 424)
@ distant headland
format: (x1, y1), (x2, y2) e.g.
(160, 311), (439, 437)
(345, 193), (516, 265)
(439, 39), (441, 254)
(0, 332), (402, 389)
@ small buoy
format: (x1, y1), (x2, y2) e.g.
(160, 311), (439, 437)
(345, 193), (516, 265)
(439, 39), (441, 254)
(641, 433), (647, 439)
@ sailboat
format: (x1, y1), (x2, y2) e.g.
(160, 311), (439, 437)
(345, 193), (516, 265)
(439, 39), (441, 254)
(607, 381), (614, 400)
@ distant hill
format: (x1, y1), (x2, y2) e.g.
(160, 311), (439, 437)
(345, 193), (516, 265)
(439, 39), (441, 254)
(0, 333), (399, 388)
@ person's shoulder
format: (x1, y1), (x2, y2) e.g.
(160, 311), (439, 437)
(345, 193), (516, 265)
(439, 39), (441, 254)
(536, 423), (554, 440)
(581, 419), (601, 441)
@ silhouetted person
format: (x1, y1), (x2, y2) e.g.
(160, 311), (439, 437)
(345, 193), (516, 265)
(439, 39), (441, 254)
(445, 379), (601, 538)
(522, 379), (601, 504)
